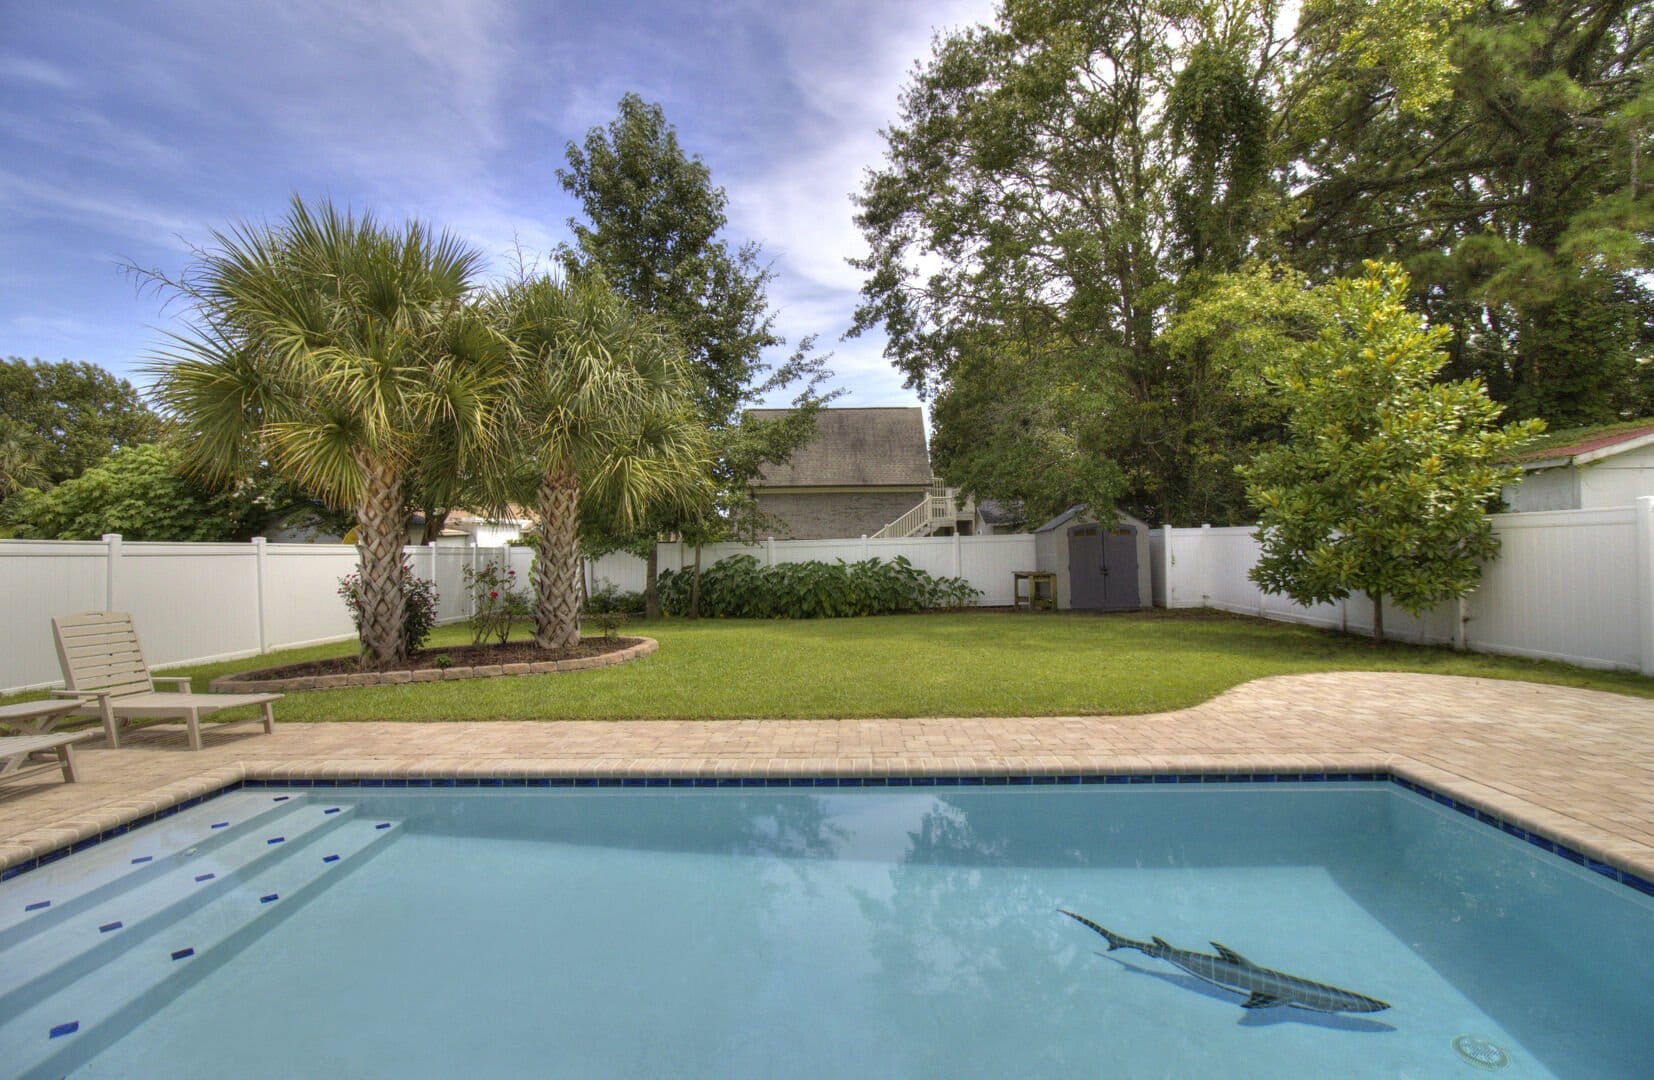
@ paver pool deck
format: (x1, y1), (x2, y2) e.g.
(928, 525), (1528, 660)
(2, 671), (1651, 883)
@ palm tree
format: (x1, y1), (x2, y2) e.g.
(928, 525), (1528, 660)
(145, 198), (510, 667)
(0, 419), (49, 499)
(491, 273), (708, 650)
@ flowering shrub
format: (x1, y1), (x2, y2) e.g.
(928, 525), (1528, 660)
(337, 561), (440, 654)
(463, 561), (531, 645)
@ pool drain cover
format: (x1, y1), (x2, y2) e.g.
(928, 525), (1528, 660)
(1453, 1034), (1510, 1070)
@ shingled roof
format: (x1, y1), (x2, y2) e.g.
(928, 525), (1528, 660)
(749, 407), (931, 488)
(1519, 420), (1654, 467)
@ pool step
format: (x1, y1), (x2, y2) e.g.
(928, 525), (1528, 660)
(0, 798), (354, 1014)
(0, 791), (309, 946)
(3, 815), (402, 1080)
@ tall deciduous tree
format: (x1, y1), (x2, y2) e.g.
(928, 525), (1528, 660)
(491, 273), (709, 650)
(0, 358), (159, 493)
(144, 198), (511, 668)
(559, 93), (832, 612)
(1284, 0), (1653, 424)
(852, 0), (1289, 526)
(1237, 262), (1542, 641)
(0, 443), (277, 541)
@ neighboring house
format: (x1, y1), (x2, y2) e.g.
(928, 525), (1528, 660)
(261, 506), (534, 547)
(974, 498), (1026, 536)
(444, 508), (533, 547)
(748, 407), (976, 539)
(1502, 421), (1654, 512)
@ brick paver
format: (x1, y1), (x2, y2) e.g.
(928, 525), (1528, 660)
(2, 672), (1650, 882)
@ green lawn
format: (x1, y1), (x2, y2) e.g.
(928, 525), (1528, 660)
(12, 609), (1646, 722)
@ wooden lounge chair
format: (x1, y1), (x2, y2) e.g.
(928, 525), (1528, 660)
(0, 731), (94, 786)
(51, 612), (280, 751)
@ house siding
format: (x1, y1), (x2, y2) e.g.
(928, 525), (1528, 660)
(754, 490), (926, 539)
(1505, 443), (1654, 511)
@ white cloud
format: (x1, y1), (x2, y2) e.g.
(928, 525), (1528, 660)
(0, 169), (201, 249)
(718, 0), (998, 408)
(0, 56), (77, 91)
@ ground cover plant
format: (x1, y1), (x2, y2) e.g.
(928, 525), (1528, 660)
(12, 610), (1644, 724)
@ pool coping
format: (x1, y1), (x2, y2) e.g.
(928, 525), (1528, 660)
(4, 755), (1651, 899)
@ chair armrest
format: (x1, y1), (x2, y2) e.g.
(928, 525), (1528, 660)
(152, 677), (193, 690)
(51, 689), (111, 702)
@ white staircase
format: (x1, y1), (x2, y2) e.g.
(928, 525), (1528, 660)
(0, 791), (402, 1078)
(871, 485), (977, 539)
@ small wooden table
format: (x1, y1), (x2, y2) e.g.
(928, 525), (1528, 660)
(0, 699), (84, 736)
(1012, 570), (1057, 612)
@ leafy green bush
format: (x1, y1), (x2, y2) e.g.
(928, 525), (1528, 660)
(337, 561), (440, 654)
(585, 611), (628, 638)
(585, 581), (646, 615)
(658, 555), (980, 618)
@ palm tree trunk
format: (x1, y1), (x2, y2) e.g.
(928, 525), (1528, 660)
(690, 543), (703, 619)
(534, 463), (582, 651)
(644, 545), (661, 619)
(355, 455), (408, 668)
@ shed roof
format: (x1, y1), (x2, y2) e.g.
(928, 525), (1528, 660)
(749, 407), (931, 488)
(1034, 505), (1149, 533)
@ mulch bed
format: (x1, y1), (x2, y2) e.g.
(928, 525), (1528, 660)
(249, 637), (638, 679)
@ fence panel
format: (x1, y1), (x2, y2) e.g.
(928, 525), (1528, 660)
(116, 543), (263, 668)
(0, 541), (110, 693)
(262, 545), (359, 650)
(953, 535), (1038, 605)
(1466, 509), (1642, 669)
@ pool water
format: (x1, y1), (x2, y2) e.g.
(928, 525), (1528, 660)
(2, 782), (1650, 1078)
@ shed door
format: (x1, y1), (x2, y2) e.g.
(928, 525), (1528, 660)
(1069, 523), (1139, 611)
(1101, 528), (1140, 610)
(1067, 524), (1104, 610)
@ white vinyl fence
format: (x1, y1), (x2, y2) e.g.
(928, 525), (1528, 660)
(1151, 497), (1654, 674)
(8, 501), (1647, 691)
(0, 533), (1037, 693)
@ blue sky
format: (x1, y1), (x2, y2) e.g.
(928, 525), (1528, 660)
(1, 0), (995, 408)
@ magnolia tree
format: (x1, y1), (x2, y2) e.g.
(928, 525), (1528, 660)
(1239, 262), (1543, 642)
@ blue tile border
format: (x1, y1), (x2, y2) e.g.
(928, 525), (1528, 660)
(2, 770), (1650, 899)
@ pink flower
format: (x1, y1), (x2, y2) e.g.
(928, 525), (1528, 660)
(489, 590), (499, 599)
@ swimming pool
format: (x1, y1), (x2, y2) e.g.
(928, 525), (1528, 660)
(2, 779), (1649, 1077)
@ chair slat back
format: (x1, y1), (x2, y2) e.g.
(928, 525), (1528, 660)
(53, 612), (155, 698)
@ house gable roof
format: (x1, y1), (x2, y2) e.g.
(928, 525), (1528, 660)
(749, 407), (931, 488)
(1519, 420), (1654, 470)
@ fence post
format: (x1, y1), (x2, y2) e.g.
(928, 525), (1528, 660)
(1636, 496), (1654, 675)
(766, 537), (775, 567)
(251, 536), (269, 654)
(102, 533), (122, 611)
(862, 534), (869, 560)
(1198, 524), (1212, 606)
(953, 531), (963, 578)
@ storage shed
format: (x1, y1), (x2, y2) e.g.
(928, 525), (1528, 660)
(1034, 506), (1151, 611)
